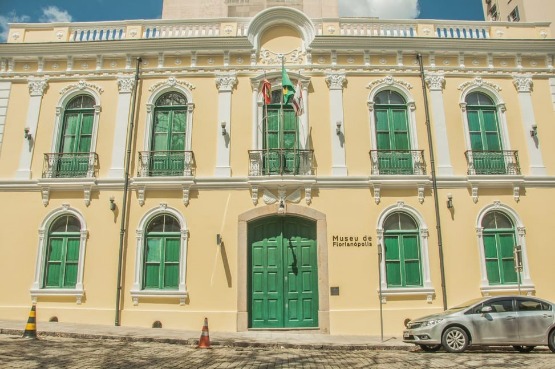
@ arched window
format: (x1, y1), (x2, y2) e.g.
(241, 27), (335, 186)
(373, 90), (412, 174)
(55, 95), (96, 177)
(383, 212), (422, 287)
(44, 215), (81, 288)
(149, 92), (188, 176)
(143, 214), (181, 289)
(262, 89), (299, 174)
(482, 211), (518, 285)
(465, 92), (506, 174)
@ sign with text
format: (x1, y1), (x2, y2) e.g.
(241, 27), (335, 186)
(332, 235), (372, 247)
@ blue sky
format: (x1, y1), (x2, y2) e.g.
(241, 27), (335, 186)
(0, 0), (484, 41)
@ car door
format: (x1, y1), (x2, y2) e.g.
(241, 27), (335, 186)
(469, 298), (519, 344)
(516, 297), (555, 344)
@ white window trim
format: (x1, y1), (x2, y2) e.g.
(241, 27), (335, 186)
(376, 201), (434, 303)
(51, 86), (102, 154)
(130, 204), (189, 305)
(475, 201), (535, 295)
(250, 72), (310, 151)
(30, 205), (88, 304)
(143, 81), (194, 152)
(459, 82), (510, 154)
(367, 77), (418, 152)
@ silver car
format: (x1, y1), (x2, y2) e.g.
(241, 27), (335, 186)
(403, 295), (555, 353)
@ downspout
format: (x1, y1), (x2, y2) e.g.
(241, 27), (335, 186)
(417, 54), (448, 311)
(115, 57), (142, 326)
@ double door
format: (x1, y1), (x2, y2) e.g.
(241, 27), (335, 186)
(248, 216), (318, 328)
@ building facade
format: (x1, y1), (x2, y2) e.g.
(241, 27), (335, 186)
(483, 0), (555, 34)
(0, 4), (555, 336)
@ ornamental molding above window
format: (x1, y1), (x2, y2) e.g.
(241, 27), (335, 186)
(367, 76), (413, 91)
(59, 80), (103, 95)
(458, 77), (501, 92)
(149, 77), (195, 92)
(259, 48), (306, 65)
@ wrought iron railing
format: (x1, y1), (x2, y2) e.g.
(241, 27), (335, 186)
(465, 150), (520, 175)
(369, 150), (426, 175)
(42, 152), (98, 178)
(137, 150), (195, 177)
(248, 149), (314, 176)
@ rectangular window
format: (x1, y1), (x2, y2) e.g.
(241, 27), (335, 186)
(508, 7), (520, 22)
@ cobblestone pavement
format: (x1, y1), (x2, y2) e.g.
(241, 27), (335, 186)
(2, 335), (555, 369)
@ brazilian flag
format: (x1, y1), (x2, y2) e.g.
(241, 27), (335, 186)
(281, 64), (295, 104)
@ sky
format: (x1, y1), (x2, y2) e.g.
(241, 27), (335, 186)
(0, 0), (485, 41)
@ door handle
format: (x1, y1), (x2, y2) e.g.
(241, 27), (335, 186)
(544, 314), (553, 318)
(505, 316), (516, 320)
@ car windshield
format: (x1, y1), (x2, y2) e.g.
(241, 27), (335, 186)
(446, 298), (485, 313)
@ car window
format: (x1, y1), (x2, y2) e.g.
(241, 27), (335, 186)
(517, 299), (551, 312)
(483, 298), (514, 313)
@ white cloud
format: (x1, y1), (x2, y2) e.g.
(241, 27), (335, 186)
(0, 11), (31, 42)
(339, 0), (420, 19)
(39, 6), (73, 23)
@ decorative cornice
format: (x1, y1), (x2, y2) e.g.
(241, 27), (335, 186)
(259, 48), (305, 65)
(149, 77), (195, 92)
(325, 73), (346, 90)
(458, 77), (501, 92)
(59, 80), (103, 95)
(513, 75), (533, 92)
(367, 76), (412, 91)
(28, 78), (48, 97)
(215, 73), (238, 92)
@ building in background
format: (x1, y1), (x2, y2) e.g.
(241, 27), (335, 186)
(483, 0), (555, 34)
(162, 0), (338, 19)
(0, 0), (554, 337)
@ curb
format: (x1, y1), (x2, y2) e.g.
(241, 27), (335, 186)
(0, 328), (414, 351)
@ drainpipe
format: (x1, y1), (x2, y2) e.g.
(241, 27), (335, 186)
(115, 57), (142, 326)
(417, 54), (448, 311)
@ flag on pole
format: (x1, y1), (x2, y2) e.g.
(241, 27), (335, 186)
(281, 64), (295, 104)
(261, 79), (271, 105)
(291, 81), (303, 116)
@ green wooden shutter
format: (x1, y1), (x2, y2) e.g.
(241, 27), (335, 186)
(375, 109), (390, 150)
(144, 237), (161, 288)
(483, 234), (501, 284)
(384, 236), (401, 287)
(164, 238), (180, 289)
(499, 233), (517, 283)
(45, 238), (63, 287)
(467, 110), (483, 150)
(402, 235), (422, 286)
(63, 238), (80, 287)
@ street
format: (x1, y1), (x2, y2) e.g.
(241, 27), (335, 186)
(1, 335), (555, 368)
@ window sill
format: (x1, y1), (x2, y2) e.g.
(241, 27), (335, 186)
(30, 288), (85, 304)
(378, 287), (435, 303)
(130, 289), (188, 306)
(480, 284), (535, 296)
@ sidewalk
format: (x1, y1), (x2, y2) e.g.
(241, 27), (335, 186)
(0, 319), (413, 350)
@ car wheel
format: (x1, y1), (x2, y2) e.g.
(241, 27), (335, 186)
(419, 344), (442, 352)
(548, 329), (555, 352)
(441, 327), (469, 353)
(512, 345), (535, 353)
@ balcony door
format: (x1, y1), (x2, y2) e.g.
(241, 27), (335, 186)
(466, 92), (505, 174)
(150, 92), (187, 176)
(374, 90), (412, 174)
(263, 90), (299, 175)
(57, 95), (94, 177)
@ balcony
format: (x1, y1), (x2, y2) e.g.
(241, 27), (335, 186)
(42, 152), (98, 178)
(465, 150), (520, 175)
(137, 150), (195, 177)
(369, 150), (426, 175)
(249, 149), (314, 176)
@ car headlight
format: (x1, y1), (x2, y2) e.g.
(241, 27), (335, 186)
(421, 319), (444, 327)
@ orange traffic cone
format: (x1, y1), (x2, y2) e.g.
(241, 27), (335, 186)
(23, 304), (37, 339)
(198, 317), (211, 348)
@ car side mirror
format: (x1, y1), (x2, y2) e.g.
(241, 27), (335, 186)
(480, 306), (493, 314)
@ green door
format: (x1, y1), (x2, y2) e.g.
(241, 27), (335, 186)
(248, 216), (318, 328)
